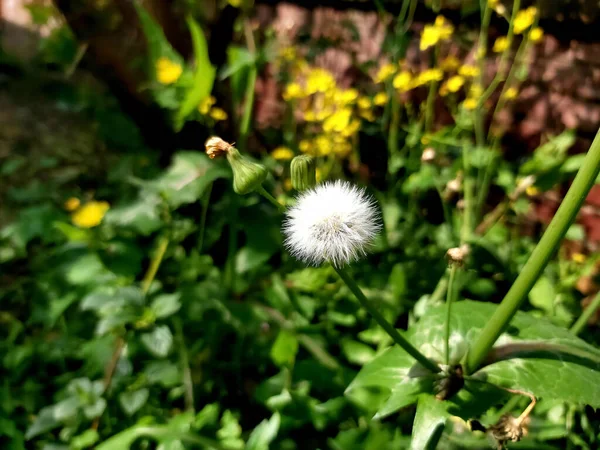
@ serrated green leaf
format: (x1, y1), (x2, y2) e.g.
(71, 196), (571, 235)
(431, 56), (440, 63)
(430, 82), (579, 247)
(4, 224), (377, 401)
(174, 17), (216, 130)
(410, 394), (449, 450)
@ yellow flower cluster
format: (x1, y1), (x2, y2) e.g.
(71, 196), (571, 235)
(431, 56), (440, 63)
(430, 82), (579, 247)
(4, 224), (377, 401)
(440, 75), (465, 96)
(271, 146), (295, 161)
(529, 27), (544, 42)
(283, 67), (373, 158)
(156, 57), (183, 85)
(420, 16), (454, 51)
(513, 6), (538, 35)
(493, 36), (509, 53)
(71, 201), (110, 228)
(198, 96), (228, 122)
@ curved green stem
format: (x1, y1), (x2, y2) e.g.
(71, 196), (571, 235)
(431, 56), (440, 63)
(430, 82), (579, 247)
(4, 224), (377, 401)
(257, 185), (286, 213)
(334, 266), (440, 373)
(571, 291), (600, 336)
(465, 128), (600, 374)
(141, 236), (169, 294)
(444, 264), (458, 366)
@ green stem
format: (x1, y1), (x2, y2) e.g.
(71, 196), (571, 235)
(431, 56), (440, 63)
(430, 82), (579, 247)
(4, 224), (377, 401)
(461, 145), (475, 244)
(141, 236), (169, 294)
(424, 80), (438, 133)
(174, 318), (194, 412)
(444, 264), (458, 366)
(465, 128), (600, 374)
(198, 182), (213, 252)
(570, 291), (600, 336)
(387, 94), (400, 157)
(257, 185), (286, 212)
(473, 2), (492, 148)
(224, 221), (238, 293)
(334, 266), (440, 373)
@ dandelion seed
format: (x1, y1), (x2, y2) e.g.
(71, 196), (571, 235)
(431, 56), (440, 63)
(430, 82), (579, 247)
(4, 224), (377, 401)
(283, 181), (381, 267)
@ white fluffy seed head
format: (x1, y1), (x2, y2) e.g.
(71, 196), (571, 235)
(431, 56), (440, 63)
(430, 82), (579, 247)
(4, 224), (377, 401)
(283, 180), (381, 267)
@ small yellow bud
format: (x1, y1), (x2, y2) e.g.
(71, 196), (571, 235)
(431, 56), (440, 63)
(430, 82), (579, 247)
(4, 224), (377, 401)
(64, 197), (81, 212)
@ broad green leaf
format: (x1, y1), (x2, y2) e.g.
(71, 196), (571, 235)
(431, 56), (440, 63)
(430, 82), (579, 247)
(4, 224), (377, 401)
(71, 429), (99, 449)
(150, 293), (181, 319)
(410, 394), (449, 450)
(104, 194), (163, 236)
(174, 17), (216, 130)
(341, 339), (376, 366)
(270, 330), (299, 367)
(245, 413), (280, 450)
(141, 325), (173, 358)
(528, 275), (555, 314)
(119, 388), (149, 416)
(149, 152), (229, 208)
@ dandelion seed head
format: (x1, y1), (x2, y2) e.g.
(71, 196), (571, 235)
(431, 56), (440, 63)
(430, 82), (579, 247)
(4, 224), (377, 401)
(283, 181), (381, 267)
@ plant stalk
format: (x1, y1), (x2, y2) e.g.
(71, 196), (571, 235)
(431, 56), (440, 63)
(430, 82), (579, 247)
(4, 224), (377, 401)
(444, 264), (458, 366)
(570, 291), (600, 336)
(465, 128), (600, 374)
(334, 266), (440, 373)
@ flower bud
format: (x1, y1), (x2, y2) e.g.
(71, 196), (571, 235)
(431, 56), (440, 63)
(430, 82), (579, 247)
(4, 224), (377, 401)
(226, 147), (268, 195)
(205, 136), (233, 159)
(290, 155), (316, 191)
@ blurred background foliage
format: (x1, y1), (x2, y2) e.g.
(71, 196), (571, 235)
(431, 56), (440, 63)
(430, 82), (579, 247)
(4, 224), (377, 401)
(1, 0), (600, 449)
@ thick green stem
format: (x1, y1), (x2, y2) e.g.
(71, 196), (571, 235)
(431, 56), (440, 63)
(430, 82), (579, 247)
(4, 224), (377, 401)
(444, 264), (458, 366)
(465, 128), (600, 374)
(141, 236), (169, 294)
(570, 291), (600, 336)
(334, 266), (440, 373)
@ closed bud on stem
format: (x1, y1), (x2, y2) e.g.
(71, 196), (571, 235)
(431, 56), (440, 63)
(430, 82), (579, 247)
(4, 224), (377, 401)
(290, 155), (316, 191)
(226, 147), (268, 195)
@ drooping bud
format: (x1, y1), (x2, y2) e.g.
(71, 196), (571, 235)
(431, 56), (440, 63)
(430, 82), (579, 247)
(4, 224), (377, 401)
(205, 136), (233, 159)
(290, 155), (316, 191)
(226, 147), (268, 195)
(446, 244), (470, 266)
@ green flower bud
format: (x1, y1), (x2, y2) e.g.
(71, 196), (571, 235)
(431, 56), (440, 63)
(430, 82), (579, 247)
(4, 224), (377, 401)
(226, 147), (268, 195)
(290, 155), (316, 191)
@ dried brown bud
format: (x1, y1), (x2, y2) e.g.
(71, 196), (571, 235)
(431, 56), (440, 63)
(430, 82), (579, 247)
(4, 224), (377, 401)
(205, 136), (233, 159)
(421, 147), (436, 163)
(446, 244), (470, 266)
(489, 414), (530, 448)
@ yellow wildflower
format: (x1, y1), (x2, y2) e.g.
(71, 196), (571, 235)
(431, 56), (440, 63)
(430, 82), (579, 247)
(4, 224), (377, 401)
(156, 57), (183, 85)
(446, 75), (465, 93)
(341, 119), (361, 138)
(303, 110), (317, 122)
(209, 107), (228, 121)
(469, 84), (483, 97)
(283, 82), (304, 101)
(463, 98), (477, 110)
(529, 27), (544, 42)
(493, 36), (509, 53)
(393, 71), (412, 92)
(373, 92), (389, 106)
(279, 46), (296, 61)
(374, 63), (396, 83)
(335, 88), (359, 105)
(357, 96), (372, 110)
(360, 109), (376, 121)
(572, 252), (587, 264)
(299, 140), (312, 153)
(306, 68), (336, 94)
(64, 197), (80, 212)
(228, 0), (242, 6)
(334, 140), (352, 157)
(440, 55), (460, 71)
(458, 65), (480, 77)
(414, 69), (443, 87)
(199, 96), (216, 115)
(504, 87), (518, 100)
(525, 185), (539, 196)
(271, 146), (295, 161)
(514, 7), (537, 35)
(323, 108), (352, 133)
(71, 201), (110, 228)
(420, 16), (454, 51)
(314, 135), (333, 156)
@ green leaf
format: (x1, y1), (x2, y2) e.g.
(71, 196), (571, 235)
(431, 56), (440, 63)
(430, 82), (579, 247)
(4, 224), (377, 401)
(141, 325), (173, 358)
(245, 413), (280, 450)
(104, 194), (163, 236)
(119, 389), (149, 416)
(270, 330), (299, 367)
(150, 293), (181, 319)
(149, 152), (229, 208)
(410, 394), (449, 450)
(70, 429), (99, 449)
(174, 17), (216, 130)
(528, 275), (555, 314)
(341, 339), (376, 366)
(134, 3), (182, 72)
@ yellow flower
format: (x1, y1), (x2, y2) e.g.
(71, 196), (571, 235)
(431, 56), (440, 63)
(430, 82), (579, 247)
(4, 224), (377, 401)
(283, 178), (293, 191)
(209, 107), (228, 121)
(488, 0), (498, 7)
(341, 119), (361, 138)
(199, 96), (216, 115)
(514, 7), (537, 35)
(359, 109), (376, 121)
(373, 92), (389, 106)
(374, 63), (396, 83)
(306, 68), (336, 94)
(283, 82), (304, 101)
(335, 88), (359, 105)
(525, 185), (539, 196)
(299, 140), (312, 153)
(446, 75), (464, 93)
(323, 108), (352, 133)
(440, 55), (460, 71)
(529, 27), (544, 42)
(420, 16), (454, 51)
(156, 57), (183, 85)
(64, 197), (80, 212)
(463, 98), (477, 110)
(271, 146), (295, 161)
(458, 65), (480, 77)
(357, 96), (372, 109)
(414, 69), (443, 87)
(71, 201), (110, 228)
(279, 46), (296, 61)
(504, 87), (518, 100)
(469, 84), (483, 97)
(493, 36), (509, 53)
(228, 0), (242, 6)
(314, 135), (333, 156)
(315, 168), (322, 182)
(572, 252), (587, 264)
(393, 71), (412, 92)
